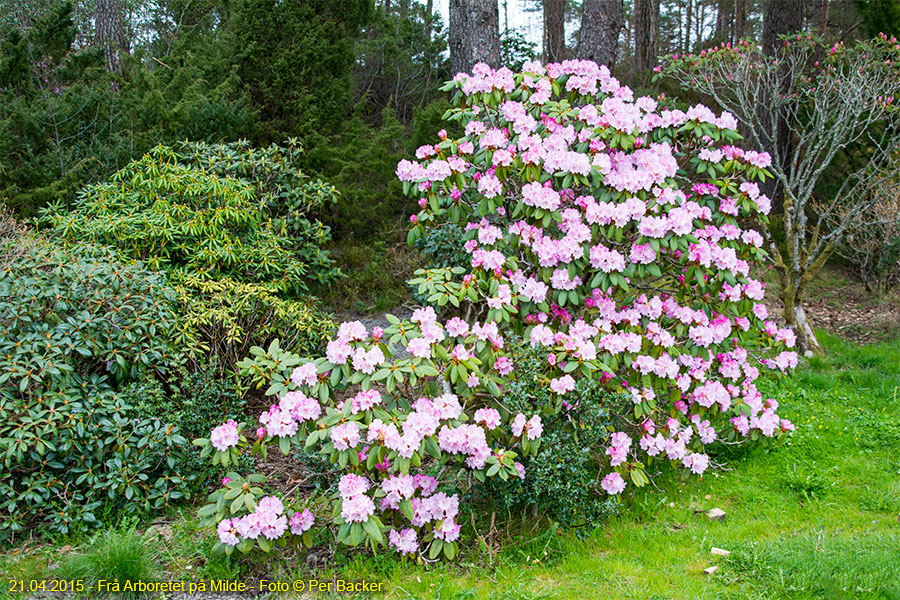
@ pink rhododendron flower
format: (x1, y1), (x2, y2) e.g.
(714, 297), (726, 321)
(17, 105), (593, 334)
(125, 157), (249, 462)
(601, 472), (627, 495)
(389, 528), (418, 555)
(550, 374), (575, 395)
(210, 420), (239, 452)
(289, 509), (314, 535)
(217, 518), (240, 546)
(341, 494), (376, 523)
(291, 362), (318, 387)
(331, 422), (361, 451)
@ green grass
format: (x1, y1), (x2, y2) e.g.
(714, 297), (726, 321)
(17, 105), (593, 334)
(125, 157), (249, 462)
(2, 330), (898, 599)
(53, 528), (161, 598)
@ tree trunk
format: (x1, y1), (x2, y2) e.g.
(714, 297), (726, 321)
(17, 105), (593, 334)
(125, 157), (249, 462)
(818, 0), (829, 37)
(762, 0), (802, 56)
(761, 0), (802, 213)
(685, 0), (692, 52)
(544, 0), (566, 63)
(734, 0), (746, 41)
(425, 0), (434, 41)
(94, 0), (127, 74)
(715, 0), (733, 44)
(469, 0), (500, 67)
(633, 0), (659, 71)
(578, 0), (624, 68)
(779, 279), (822, 355)
(451, 0), (500, 73)
(449, 0), (470, 74)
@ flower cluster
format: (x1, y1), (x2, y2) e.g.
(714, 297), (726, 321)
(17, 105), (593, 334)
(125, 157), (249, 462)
(402, 59), (796, 493)
(210, 420), (239, 452)
(202, 58), (796, 561)
(217, 496), (288, 546)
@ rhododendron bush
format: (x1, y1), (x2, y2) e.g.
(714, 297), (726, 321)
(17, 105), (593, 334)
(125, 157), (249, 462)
(197, 60), (797, 561)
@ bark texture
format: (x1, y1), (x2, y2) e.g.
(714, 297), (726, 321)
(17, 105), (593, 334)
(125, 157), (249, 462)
(715, 0), (733, 44)
(450, 0), (500, 74)
(734, 0), (747, 41)
(633, 0), (659, 71)
(449, 0), (469, 75)
(762, 0), (802, 56)
(577, 0), (624, 68)
(469, 0), (500, 68)
(543, 0), (566, 63)
(94, 0), (127, 73)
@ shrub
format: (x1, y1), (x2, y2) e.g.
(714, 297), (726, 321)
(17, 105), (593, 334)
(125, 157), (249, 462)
(320, 237), (421, 314)
(306, 108), (411, 239)
(0, 234), (189, 539)
(197, 60), (797, 561)
(415, 223), (471, 269)
(38, 143), (338, 369)
(478, 336), (621, 534)
(129, 370), (245, 443)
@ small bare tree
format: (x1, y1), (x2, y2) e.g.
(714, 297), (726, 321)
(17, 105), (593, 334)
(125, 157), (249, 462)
(662, 34), (900, 354)
(826, 161), (900, 296)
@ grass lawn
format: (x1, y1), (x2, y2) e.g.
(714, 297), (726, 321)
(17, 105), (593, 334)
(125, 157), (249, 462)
(3, 331), (899, 600)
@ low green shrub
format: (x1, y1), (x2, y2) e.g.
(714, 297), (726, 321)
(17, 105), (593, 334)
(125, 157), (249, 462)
(320, 237), (421, 313)
(415, 223), (470, 270)
(476, 336), (623, 535)
(38, 142), (337, 370)
(0, 233), (190, 539)
(128, 370), (245, 443)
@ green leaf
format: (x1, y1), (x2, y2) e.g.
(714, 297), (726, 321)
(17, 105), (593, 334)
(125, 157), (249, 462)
(362, 518), (383, 544)
(429, 539), (443, 559)
(399, 499), (415, 521)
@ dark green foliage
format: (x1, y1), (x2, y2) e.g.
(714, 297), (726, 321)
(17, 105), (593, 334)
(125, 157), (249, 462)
(415, 223), (470, 269)
(0, 234), (181, 393)
(407, 97), (459, 155)
(518, 418), (620, 537)
(0, 3), (117, 216)
(856, 0), (900, 38)
(129, 370), (245, 442)
(306, 108), (410, 238)
(876, 233), (900, 286)
(229, 0), (372, 140)
(0, 3), (254, 217)
(354, 3), (447, 122)
(500, 28), (538, 72)
(477, 337), (624, 535)
(0, 233), (190, 539)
